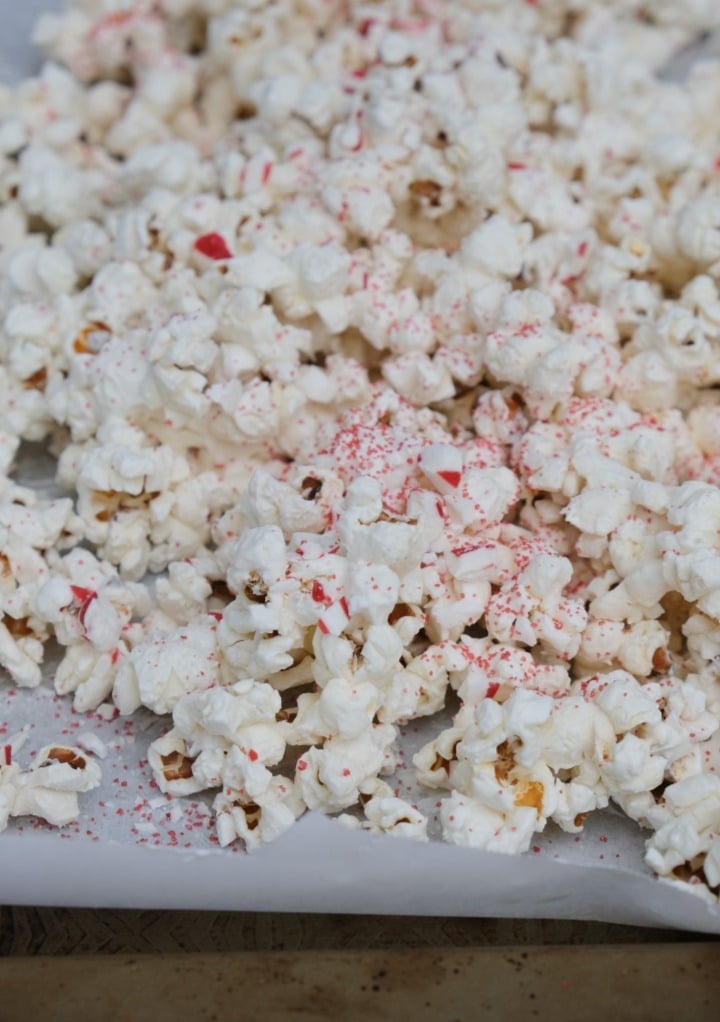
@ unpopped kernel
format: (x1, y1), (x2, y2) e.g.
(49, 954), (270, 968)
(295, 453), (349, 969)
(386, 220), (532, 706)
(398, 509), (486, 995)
(1, 0), (720, 899)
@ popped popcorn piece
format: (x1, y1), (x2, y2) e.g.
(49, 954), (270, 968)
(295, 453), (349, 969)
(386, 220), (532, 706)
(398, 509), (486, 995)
(440, 790), (541, 856)
(645, 775), (720, 899)
(214, 776), (305, 850)
(295, 724), (397, 813)
(113, 617), (224, 715)
(359, 796), (428, 841)
(0, 744), (101, 832)
(147, 730), (206, 798)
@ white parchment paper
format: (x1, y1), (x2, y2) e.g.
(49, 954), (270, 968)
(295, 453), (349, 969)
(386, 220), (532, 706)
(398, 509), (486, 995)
(1, 2), (720, 932)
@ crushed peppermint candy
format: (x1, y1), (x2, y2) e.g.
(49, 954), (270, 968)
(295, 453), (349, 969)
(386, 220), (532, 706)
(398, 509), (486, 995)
(193, 233), (234, 260)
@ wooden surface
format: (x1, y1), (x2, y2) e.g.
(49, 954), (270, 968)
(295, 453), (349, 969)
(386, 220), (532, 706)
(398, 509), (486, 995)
(1, 909), (717, 1021)
(0, 907), (703, 956)
(0, 944), (718, 1021)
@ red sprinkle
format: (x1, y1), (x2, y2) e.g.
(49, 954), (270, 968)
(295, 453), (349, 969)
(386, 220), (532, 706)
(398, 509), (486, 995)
(312, 580), (328, 603)
(248, 749), (259, 762)
(3, 745), (11, 766)
(339, 596), (349, 616)
(438, 470), (462, 488)
(486, 682), (500, 699)
(297, 759), (308, 772)
(342, 768), (351, 777)
(194, 233), (233, 260)
(507, 162), (526, 171)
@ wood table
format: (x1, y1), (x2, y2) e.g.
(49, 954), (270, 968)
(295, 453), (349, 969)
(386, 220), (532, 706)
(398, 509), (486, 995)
(1, 909), (718, 1020)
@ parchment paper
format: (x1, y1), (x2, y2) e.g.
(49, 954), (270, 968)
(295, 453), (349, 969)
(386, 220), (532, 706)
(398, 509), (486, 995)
(2, 1), (720, 933)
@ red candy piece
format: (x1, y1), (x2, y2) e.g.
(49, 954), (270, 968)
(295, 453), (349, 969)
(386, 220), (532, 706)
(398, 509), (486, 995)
(194, 233), (233, 260)
(438, 469), (461, 488)
(70, 585), (98, 628)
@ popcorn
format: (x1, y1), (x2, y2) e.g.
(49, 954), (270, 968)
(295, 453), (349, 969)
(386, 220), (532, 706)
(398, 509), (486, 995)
(307, 676), (380, 740)
(113, 618), (224, 715)
(54, 644), (119, 714)
(214, 776), (305, 850)
(295, 724), (397, 813)
(359, 796), (428, 841)
(380, 643), (457, 724)
(147, 730), (206, 799)
(601, 732), (667, 797)
(0, 618), (44, 689)
(0, 744), (101, 832)
(0, 0), (719, 901)
(440, 790), (541, 855)
(485, 554), (587, 659)
(173, 679), (285, 761)
(645, 775), (720, 896)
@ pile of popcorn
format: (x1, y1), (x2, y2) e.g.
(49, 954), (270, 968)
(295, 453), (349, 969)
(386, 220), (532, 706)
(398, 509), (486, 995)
(2, 0), (720, 904)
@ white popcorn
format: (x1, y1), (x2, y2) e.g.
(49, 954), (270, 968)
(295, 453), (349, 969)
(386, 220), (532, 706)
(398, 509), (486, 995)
(601, 733), (666, 796)
(564, 489), (635, 536)
(593, 673), (663, 734)
(360, 796), (428, 841)
(147, 730), (206, 798)
(113, 618), (224, 715)
(456, 639), (571, 703)
(0, 745), (101, 832)
(345, 563), (399, 625)
(444, 467), (520, 531)
(54, 644), (119, 713)
(0, 620), (44, 689)
(172, 679), (285, 763)
(155, 559), (213, 624)
(551, 780), (605, 834)
(295, 724), (397, 813)
(461, 216), (532, 279)
(645, 775), (720, 896)
(310, 677), (379, 740)
(485, 554), (587, 659)
(705, 839), (720, 890)
(440, 791), (540, 856)
(675, 197), (720, 266)
(214, 776), (305, 850)
(225, 525), (288, 592)
(220, 744), (276, 801)
(1, 0), (720, 893)
(380, 644), (457, 724)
